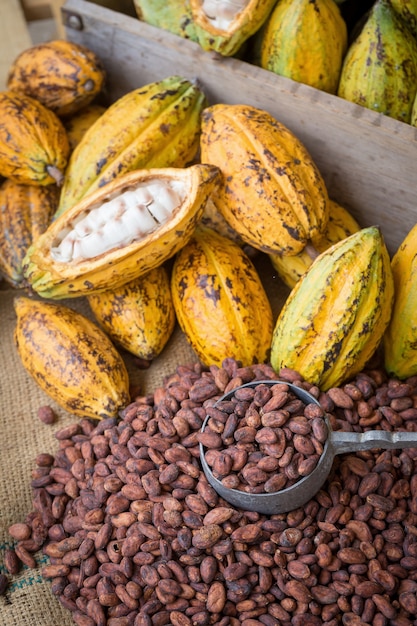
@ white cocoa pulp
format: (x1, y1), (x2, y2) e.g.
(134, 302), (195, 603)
(201, 0), (249, 30)
(51, 179), (186, 263)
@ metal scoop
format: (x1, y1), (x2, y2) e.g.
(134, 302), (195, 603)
(199, 379), (417, 515)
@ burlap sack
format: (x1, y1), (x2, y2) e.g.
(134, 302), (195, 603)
(0, 255), (288, 626)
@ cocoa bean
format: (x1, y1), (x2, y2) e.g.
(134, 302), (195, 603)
(192, 525), (223, 549)
(4, 548), (20, 575)
(203, 507), (234, 525)
(15, 543), (37, 569)
(8, 522), (31, 541)
(206, 580), (226, 613)
(284, 579), (312, 603)
(327, 387), (355, 409)
(38, 405), (57, 424)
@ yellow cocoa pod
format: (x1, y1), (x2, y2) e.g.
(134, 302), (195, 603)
(200, 103), (329, 256)
(171, 226), (273, 367)
(23, 163), (221, 299)
(189, 0), (277, 56)
(56, 75), (207, 217)
(14, 296), (130, 420)
(0, 179), (59, 287)
(271, 226), (394, 390)
(269, 200), (361, 289)
(258, 0), (348, 94)
(7, 40), (106, 118)
(64, 103), (107, 151)
(384, 224), (417, 379)
(0, 92), (70, 186)
(87, 265), (176, 361)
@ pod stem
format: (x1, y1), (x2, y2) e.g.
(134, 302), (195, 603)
(304, 242), (320, 261)
(46, 165), (64, 187)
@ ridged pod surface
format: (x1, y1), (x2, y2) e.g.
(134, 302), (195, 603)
(14, 296), (130, 420)
(87, 265), (176, 361)
(56, 75), (207, 217)
(269, 200), (361, 289)
(390, 0), (417, 38)
(0, 92), (70, 186)
(7, 40), (106, 118)
(171, 226), (273, 367)
(200, 103), (329, 256)
(271, 226), (394, 391)
(189, 0), (277, 56)
(337, 0), (417, 123)
(384, 224), (417, 378)
(259, 0), (348, 94)
(0, 179), (59, 287)
(200, 197), (248, 247)
(64, 104), (107, 152)
(23, 164), (221, 299)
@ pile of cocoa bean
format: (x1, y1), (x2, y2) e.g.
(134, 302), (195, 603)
(4, 358), (417, 626)
(200, 381), (328, 494)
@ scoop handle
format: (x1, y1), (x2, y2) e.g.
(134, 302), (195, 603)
(330, 429), (417, 455)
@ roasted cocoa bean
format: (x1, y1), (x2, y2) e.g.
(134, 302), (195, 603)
(201, 382), (327, 494)
(4, 548), (20, 575)
(7, 359), (417, 626)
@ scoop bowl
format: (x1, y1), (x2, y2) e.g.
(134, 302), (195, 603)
(199, 379), (417, 515)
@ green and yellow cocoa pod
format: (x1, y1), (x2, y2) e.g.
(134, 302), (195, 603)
(7, 39), (106, 118)
(0, 92), (70, 186)
(189, 0), (277, 56)
(133, 0), (199, 41)
(23, 163), (220, 299)
(271, 226), (394, 390)
(384, 224), (417, 379)
(56, 75), (207, 217)
(258, 0), (348, 94)
(0, 179), (59, 287)
(269, 199), (361, 289)
(337, 0), (417, 124)
(200, 103), (329, 256)
(88, 265), (176, 362)
(171, 226), (273, 367)
(14, 296), (130, 420)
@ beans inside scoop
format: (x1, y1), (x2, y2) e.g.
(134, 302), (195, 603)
(199, 382), (329, 494)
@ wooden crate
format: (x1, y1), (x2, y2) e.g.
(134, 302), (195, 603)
(62, 0), (417, 257)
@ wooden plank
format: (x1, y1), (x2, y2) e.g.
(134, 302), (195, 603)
(0, 0), (32, 90)
(63, 0), (417, 257)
